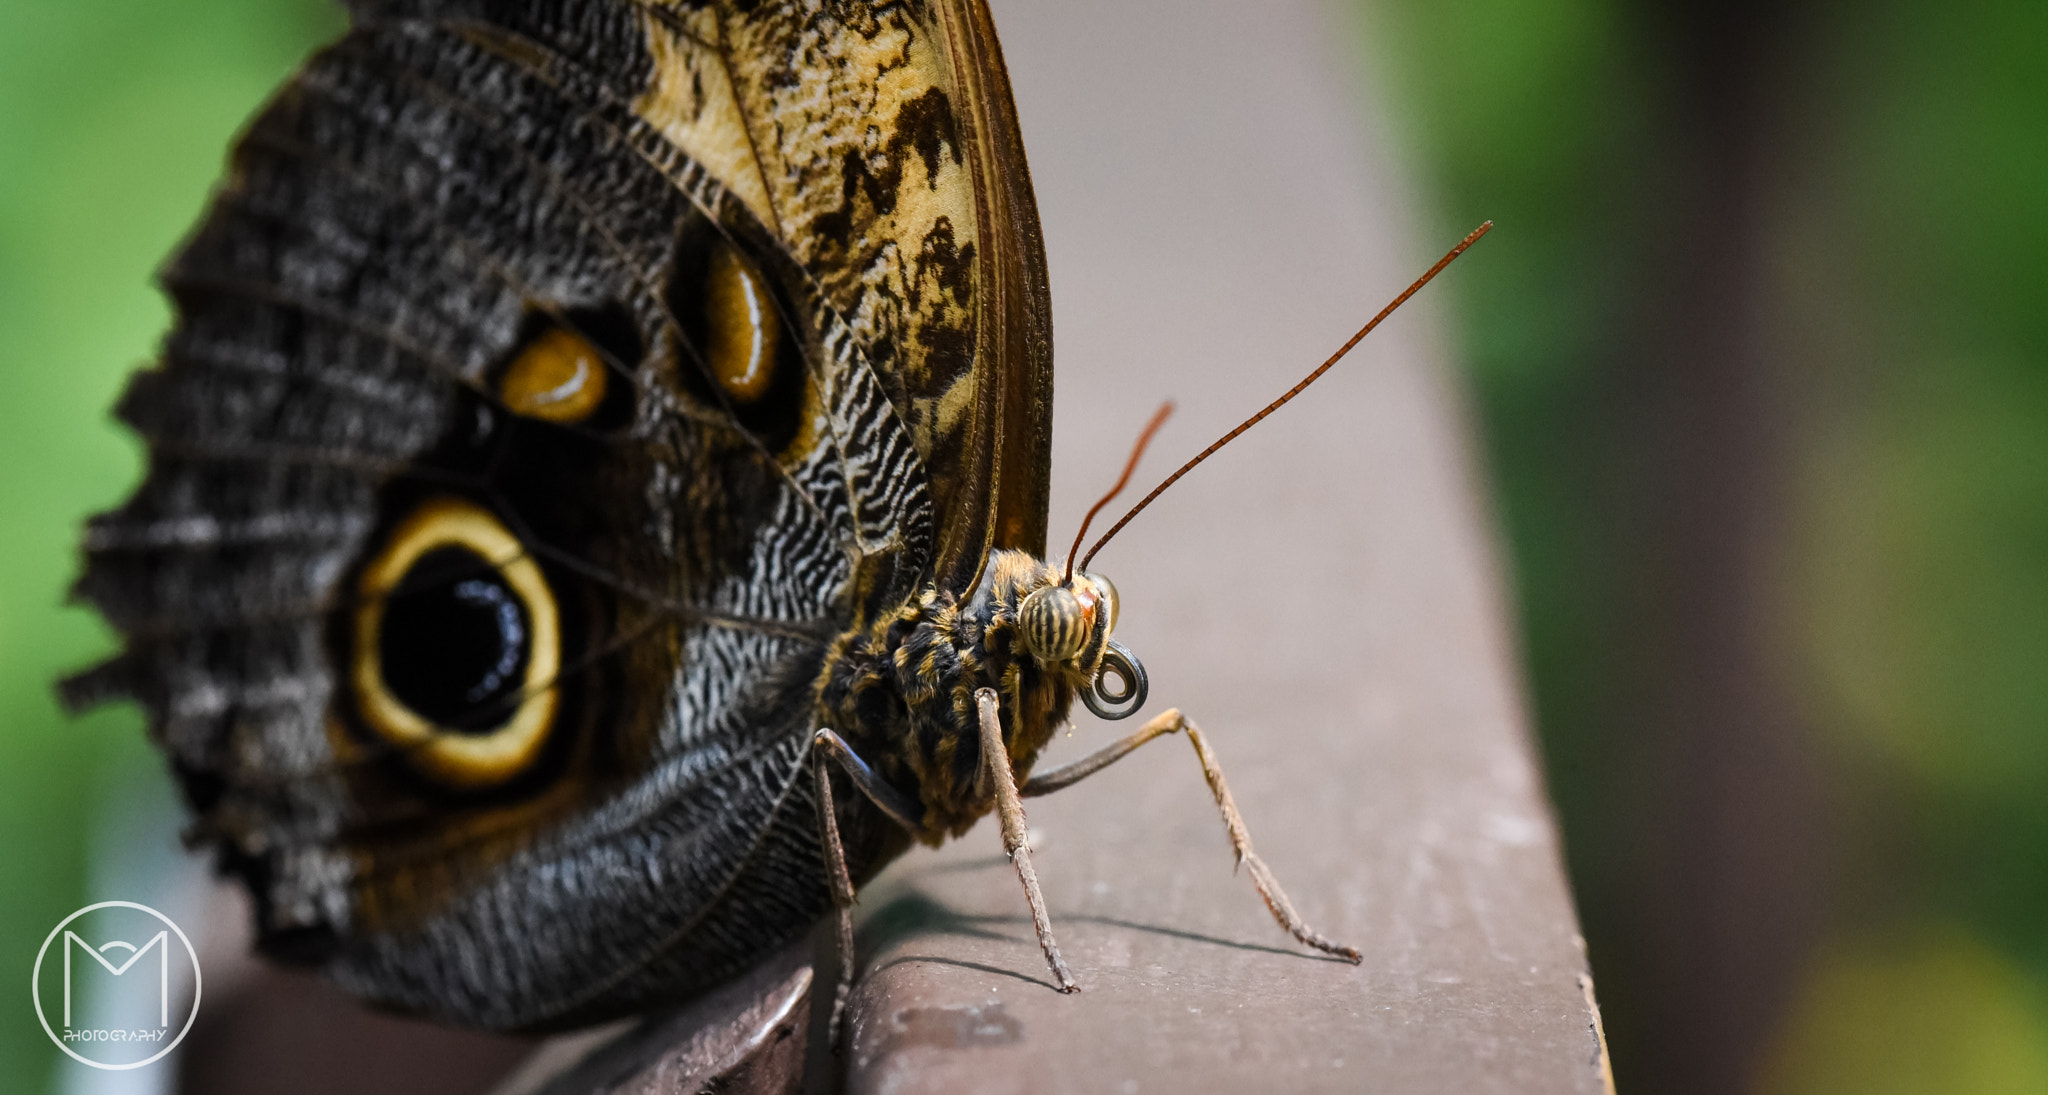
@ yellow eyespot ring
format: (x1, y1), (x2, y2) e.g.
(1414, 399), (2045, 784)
(351, 497), (560, 788)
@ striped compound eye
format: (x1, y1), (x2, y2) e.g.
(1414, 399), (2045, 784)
(350, 497), (561, 788)
(1017, 583), (1089, 663)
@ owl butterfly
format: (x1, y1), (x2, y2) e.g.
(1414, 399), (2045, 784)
(67, 0), (1481, 1034)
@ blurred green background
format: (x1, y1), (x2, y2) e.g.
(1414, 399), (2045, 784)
(0, 0), (344, 1086)
(1, 0), (2042, 1090)
(1364, 0), (2048, 1091)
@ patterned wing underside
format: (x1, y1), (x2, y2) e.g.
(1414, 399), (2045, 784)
(632, 0), (1053, 588)
(66, 0), (965, 1028)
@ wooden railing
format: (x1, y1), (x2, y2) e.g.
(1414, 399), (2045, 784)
(502, 0), (1613, 1090)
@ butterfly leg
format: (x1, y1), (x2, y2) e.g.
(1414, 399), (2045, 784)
(973, 688), (1081, 993)
(810, 728), (926, 1044)
(1021, 707), (1364, 964)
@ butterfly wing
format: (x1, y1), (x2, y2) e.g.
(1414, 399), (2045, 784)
(639, 0), (1055, 590)
(65, 0), (1051, 1030)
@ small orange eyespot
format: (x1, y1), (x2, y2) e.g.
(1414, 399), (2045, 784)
(501, 327), (609, 424)
(703, 244), (780, 404)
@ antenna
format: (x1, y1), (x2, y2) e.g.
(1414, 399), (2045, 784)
(1078, 221), (1492, 572)
(1064, 401), (1174, 585)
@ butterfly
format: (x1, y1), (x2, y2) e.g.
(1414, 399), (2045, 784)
(66, 0), (1481, 1036)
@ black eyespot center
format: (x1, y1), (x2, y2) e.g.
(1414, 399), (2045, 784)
(379, 546), (532, 733)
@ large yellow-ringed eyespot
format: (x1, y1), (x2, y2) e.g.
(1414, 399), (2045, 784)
(703, 243), (781, 404)
(500, 327), (610, 424)
(352, 497), (560, 788)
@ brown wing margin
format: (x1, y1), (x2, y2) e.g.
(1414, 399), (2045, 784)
(931, 0), (1055, 598)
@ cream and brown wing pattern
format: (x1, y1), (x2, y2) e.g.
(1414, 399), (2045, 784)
(632, 0), (1053, 589)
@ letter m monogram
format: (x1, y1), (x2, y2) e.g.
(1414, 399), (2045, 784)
(64, 931), (168, 1027)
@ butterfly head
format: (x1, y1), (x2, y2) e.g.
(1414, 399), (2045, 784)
(1012, 566), (1147, 720)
